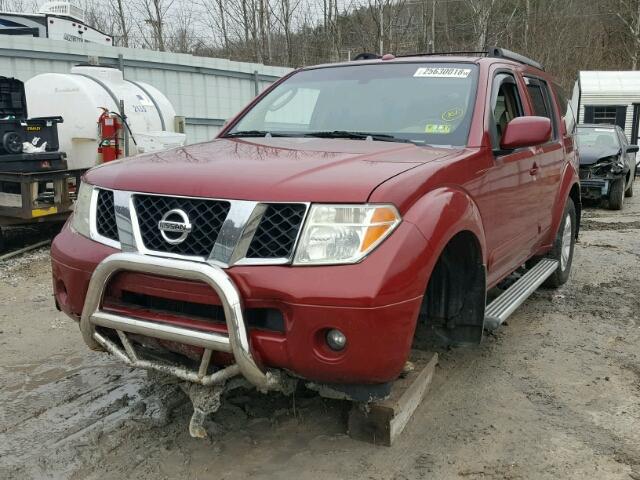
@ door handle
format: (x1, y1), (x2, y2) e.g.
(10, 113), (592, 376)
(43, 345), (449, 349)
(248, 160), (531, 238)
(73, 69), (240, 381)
(529, 162), (539, 176)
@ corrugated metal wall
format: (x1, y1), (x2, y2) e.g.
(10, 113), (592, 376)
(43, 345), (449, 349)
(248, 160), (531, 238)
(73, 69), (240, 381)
(0, 36), (292, 143)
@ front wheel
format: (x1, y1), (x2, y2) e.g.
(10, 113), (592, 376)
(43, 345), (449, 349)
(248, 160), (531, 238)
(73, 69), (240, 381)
(543, 197), (576, 288)
(609, 178), (625, 210)
(625, 177), (634, 198)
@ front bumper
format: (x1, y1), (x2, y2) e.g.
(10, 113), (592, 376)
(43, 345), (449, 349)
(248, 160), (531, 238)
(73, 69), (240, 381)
(580, 178), (610, 200)
(52, 221), (429, 386)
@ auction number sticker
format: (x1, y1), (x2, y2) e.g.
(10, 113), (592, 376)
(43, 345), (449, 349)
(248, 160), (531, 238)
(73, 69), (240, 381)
(425, 124), (452, 134)
(414, 67), (471, 78)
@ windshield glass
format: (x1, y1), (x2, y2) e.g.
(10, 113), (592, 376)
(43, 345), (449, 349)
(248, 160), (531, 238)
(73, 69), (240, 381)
(227, 63), (479, 147)
(576, 126), (620, 149)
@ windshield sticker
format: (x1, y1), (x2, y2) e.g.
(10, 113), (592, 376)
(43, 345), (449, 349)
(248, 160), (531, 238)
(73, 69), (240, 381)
(425, 124), (452, 134)
(594, 128), (615, 132)
(414, 67), (471, 78)
(441, 107), (464, 122)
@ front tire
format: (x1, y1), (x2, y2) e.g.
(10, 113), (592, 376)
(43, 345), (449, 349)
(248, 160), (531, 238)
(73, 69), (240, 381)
(625, 177), (634, 197)
(543, 198), (576, 288)
(609, 178), (625, 210)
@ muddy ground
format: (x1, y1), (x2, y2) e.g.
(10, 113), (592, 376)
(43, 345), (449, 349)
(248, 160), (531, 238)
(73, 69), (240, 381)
(1, 187), (640, 480)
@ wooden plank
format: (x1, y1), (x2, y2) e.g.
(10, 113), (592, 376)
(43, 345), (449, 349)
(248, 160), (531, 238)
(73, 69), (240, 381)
(348, 350), (438, 446)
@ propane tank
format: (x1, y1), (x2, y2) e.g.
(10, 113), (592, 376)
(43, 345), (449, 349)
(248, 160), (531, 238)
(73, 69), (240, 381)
(97, 108), (123, 163)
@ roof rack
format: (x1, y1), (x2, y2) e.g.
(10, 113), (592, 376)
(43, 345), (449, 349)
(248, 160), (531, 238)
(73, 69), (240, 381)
(359, 47), (544, 70)
(487, 47), (544, 70)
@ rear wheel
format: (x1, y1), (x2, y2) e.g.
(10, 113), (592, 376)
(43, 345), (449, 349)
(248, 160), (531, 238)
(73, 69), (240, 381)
(543, 198), (576, 288)
(609, 178), (625, 210)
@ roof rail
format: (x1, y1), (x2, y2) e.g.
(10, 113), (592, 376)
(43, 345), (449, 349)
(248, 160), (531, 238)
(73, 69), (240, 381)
(394, 51), (488, 58)
(487, 47), (544, 70)
(355, 48), (544, 70)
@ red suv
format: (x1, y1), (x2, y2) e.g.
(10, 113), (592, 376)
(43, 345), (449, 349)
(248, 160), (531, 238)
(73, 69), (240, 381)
(51, 49), (580, 402)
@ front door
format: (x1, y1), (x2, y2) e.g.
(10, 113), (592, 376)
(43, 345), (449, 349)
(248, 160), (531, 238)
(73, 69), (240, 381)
(475, 71), (542, 287)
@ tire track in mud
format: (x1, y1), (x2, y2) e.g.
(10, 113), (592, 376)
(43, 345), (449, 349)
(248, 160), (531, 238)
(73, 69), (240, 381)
(0, 352), (179, 480)
(580, 219), (640, 231)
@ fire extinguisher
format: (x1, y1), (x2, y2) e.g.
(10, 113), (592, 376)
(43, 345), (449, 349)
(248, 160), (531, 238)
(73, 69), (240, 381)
(97, 108), (122, 163)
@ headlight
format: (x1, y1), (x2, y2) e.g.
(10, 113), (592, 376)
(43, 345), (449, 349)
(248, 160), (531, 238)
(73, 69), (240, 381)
(70, 181), (93, 238)
(293, 204), (401, 265)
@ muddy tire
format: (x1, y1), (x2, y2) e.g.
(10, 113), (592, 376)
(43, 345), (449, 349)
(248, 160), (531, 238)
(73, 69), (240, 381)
(609, 178), (625, 210)
(625, 177), (634, 198)
(543, 198), (576, 289)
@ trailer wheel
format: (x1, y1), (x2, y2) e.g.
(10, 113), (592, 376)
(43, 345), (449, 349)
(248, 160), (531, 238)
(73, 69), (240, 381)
(0, 227), (5, 253)
(2, 131), (23, 154)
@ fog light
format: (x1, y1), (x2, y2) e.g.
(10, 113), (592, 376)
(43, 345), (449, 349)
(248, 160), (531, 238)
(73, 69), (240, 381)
(326, 329), (347, 351)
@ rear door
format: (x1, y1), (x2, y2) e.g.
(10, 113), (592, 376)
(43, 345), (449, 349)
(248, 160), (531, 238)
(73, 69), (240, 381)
(523, 76), (565, 239)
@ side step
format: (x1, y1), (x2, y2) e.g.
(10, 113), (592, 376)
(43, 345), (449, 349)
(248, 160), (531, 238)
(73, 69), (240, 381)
(484, 258), (558, 331)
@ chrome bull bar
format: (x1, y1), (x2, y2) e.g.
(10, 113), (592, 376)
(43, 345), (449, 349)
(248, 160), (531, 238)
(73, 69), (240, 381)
(80, 252), (282, 391)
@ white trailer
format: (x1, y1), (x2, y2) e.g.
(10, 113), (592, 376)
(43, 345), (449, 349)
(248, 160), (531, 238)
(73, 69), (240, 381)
(575, 70), (640, 144)
(0, 2), (112, 45)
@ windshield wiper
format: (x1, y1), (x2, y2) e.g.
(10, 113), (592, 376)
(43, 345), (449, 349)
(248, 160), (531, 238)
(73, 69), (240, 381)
(224, 130), (297, 138)
(303, 131), (414, 143)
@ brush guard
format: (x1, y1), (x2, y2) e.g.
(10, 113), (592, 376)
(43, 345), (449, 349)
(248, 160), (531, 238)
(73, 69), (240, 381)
(80, 252), (286, 392)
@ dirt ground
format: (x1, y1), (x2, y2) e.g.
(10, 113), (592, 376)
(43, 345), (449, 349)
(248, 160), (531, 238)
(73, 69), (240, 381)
(1, 186), (640, 480)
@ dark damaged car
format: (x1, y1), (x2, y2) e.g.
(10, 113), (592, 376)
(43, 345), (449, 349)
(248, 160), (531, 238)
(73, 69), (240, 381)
(576, 124), (638, 209)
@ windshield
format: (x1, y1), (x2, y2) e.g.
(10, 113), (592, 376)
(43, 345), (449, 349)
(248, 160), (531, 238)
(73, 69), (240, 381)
(226, 63), (479, 147)
(576, 126), (620, 149)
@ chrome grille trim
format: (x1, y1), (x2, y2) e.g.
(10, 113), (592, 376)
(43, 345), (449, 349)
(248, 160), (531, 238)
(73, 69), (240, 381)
(90, 188), (309, 268)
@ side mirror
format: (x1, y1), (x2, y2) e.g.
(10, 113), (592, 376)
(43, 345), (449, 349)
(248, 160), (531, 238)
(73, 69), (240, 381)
(500, 116), (552, 150)
(626, 145), (639, 154)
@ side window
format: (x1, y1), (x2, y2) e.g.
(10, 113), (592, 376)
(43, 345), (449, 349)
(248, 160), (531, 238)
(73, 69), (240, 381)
(525, 77), (557, 139)
(618, 128), (629, 146)
(491, 73), (524, 147)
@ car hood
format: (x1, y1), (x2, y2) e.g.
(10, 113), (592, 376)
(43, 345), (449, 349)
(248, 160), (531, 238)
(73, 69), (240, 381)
(85, 137), (455, 203)
(579, 145), (620, 166)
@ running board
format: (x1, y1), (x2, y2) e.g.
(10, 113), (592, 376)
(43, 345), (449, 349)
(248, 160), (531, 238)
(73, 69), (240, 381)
(484, 259), (558, 331)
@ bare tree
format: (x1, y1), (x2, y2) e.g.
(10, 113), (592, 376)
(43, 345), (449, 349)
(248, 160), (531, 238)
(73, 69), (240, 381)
(466, 0), (498, 50)
(110, 0), (131, 47)
(137, 0), (175, 51)
(615, 0), (640, 69)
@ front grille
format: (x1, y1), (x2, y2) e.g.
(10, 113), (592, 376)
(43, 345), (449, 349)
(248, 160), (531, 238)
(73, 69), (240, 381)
(133, 194), (230, 257)
(247, 203), (306, 258)
(96, 189), (118, 241)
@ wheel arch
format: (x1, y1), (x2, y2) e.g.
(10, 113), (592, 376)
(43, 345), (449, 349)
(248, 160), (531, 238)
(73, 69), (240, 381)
(403, 187), (488, 345)
(551, 164), (581, 242)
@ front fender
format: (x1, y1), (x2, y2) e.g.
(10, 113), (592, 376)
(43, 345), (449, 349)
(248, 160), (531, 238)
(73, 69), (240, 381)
(402, 186), (487, 285)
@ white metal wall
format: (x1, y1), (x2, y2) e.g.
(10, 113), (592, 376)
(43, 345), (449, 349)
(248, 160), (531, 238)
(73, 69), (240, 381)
(0, 36), (292, 144)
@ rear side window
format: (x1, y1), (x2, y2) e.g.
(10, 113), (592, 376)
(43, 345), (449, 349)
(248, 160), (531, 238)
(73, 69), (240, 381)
(524, 77), (557, 139)
(527, 84), (549, 117)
